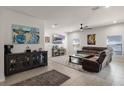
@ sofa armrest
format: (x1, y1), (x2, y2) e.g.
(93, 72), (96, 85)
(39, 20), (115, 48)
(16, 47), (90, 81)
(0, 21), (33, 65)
(82, 58), (102, 72)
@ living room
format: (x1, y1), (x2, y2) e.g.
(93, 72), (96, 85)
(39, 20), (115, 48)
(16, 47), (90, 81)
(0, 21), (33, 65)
(0, 4), (124, 90)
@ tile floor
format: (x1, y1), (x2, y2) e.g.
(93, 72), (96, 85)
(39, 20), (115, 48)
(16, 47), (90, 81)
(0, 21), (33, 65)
(0, 55), (124, 86)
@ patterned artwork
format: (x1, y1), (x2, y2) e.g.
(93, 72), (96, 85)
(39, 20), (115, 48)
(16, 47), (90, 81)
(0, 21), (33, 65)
(45, 36), (50, 43)
(87, 34), (96, 45)
(12, 24), (40, 44)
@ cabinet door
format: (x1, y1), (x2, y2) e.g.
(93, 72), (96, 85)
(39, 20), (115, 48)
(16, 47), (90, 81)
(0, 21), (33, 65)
(41, 52), (48, 66)
(5, 55), (17, 75)
(22, 54), (31, 68)
(5, 54), (24, 75)
(32, 52), (41, 65)
(31, 52), (48, 66)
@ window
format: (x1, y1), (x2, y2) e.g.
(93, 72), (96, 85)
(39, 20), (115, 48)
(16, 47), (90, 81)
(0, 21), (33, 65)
(107, 35), (122, 55)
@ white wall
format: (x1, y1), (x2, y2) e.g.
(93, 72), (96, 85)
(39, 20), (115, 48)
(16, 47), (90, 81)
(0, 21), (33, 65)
(67, 23), (124, 55)
(0, 44), (5, 81)
(0, 9), (5, 81)
(0, 9), (44, 81)
(67, 31), (84, 54)
(1, 9), (44, 53)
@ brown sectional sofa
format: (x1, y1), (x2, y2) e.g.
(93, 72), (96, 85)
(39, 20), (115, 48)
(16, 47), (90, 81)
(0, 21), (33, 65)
(77, 46), (107, 56)
(77, 46), (113, 72)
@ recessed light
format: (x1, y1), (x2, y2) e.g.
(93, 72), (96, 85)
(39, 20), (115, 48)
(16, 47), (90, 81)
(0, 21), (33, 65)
(105, 6), (110, 8)
(52, 24), (58, 28)
(52, 25), (56, 28)
(113, 21), (117, 24)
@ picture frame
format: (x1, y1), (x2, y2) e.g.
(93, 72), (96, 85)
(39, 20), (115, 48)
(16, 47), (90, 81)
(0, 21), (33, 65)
(52, 34), (65, 44)
(45, 36), (50, 43)
(12, 24), (40, 44)
(87, 34), (96, 45)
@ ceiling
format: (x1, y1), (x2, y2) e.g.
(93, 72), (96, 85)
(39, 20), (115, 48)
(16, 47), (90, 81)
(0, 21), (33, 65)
(3, 6), (124, 33)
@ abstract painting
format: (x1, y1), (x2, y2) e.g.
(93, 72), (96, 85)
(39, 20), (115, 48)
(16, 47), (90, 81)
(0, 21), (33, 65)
(12, 24), (40, 44)
(87, 34), (96, 45)
(52, 34), (65, 44)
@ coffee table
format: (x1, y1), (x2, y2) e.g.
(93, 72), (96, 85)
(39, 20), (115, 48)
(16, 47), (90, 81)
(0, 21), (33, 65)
(69, 54), (93, 65)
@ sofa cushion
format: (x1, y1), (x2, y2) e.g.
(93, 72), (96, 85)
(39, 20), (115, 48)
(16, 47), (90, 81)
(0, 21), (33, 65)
(83, 46), (107, 51)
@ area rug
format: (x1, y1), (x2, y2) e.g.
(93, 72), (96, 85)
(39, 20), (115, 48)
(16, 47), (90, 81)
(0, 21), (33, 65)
(13, 70), (70, 86)
(50, 56), (85, 72)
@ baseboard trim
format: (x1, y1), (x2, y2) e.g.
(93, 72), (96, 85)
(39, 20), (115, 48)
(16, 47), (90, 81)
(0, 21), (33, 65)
(0, 77), (5, 82)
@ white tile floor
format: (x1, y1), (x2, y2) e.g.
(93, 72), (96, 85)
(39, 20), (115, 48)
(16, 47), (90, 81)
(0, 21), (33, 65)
(0, 55), (124, 86)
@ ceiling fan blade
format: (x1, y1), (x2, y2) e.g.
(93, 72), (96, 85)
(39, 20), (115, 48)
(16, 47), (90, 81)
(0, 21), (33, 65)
(84, 27), (92, 30)
(84, 25), (88, 28)
(79, 24), (92, 31)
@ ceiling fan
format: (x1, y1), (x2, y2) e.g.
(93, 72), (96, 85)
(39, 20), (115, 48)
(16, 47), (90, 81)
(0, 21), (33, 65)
(80, 24), (92, 31)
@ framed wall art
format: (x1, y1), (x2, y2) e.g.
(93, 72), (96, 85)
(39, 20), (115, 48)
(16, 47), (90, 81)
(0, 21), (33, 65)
(45, 36), (50, 43)
(52, 34), (65, 44)
(87, 34), (96, 45)
(12, 24), (40, 44)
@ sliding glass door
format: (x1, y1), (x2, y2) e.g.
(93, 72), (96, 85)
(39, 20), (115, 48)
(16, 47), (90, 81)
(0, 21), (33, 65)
(107, 35), (122, 55)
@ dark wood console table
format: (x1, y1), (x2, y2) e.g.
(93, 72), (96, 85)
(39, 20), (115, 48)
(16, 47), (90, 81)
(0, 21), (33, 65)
(4, 51), (48, 76)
